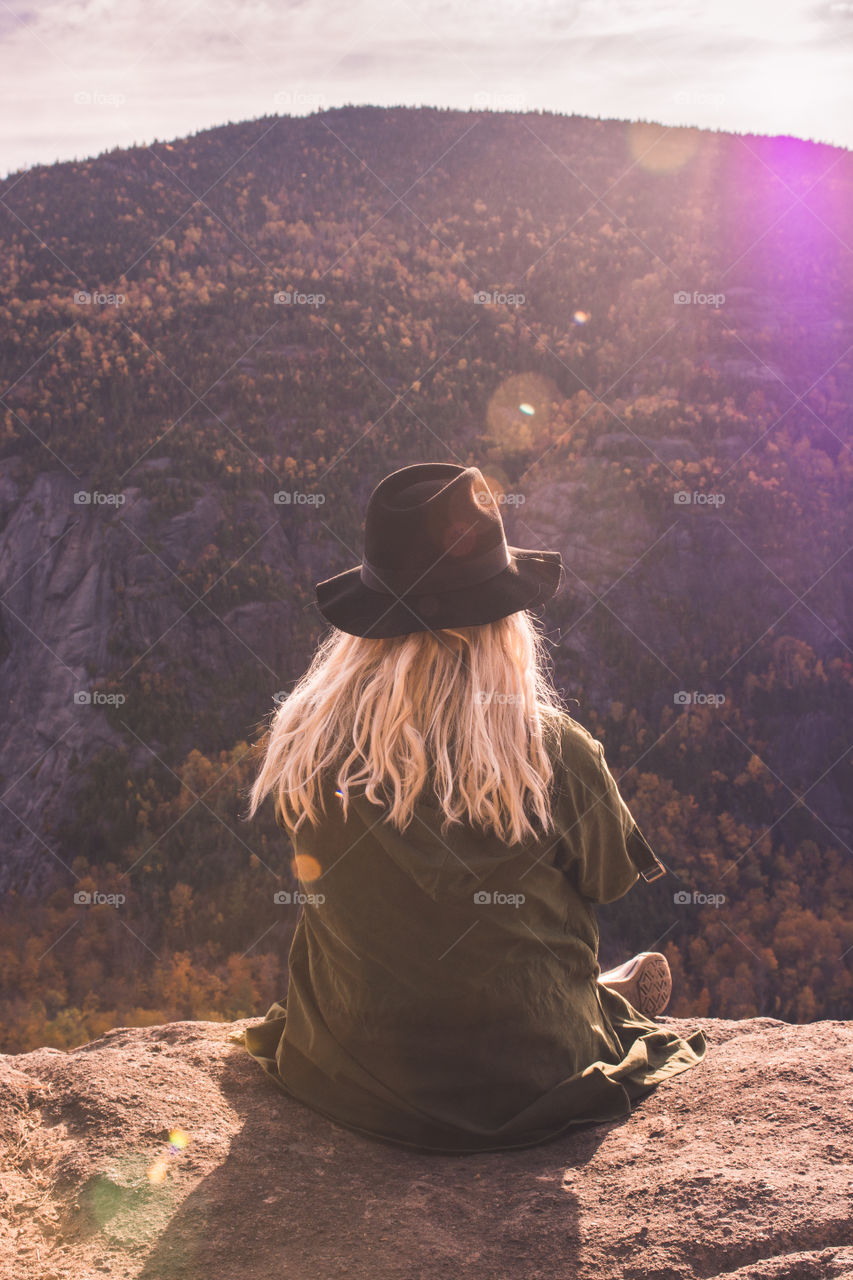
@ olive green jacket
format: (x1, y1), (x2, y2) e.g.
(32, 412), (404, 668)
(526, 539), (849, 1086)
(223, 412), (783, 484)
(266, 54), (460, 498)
(244, 710), (706, 1153)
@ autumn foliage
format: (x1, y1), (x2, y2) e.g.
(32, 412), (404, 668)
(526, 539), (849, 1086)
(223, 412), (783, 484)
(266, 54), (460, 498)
(1, 107), (851, 1049)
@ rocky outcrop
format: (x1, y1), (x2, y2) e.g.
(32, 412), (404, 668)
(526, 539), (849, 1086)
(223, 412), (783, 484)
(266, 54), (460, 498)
(1, 1014), (851, 1279)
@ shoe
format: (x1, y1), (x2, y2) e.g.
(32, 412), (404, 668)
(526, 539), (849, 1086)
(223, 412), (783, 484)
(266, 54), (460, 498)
(598, 952), (672, 1016)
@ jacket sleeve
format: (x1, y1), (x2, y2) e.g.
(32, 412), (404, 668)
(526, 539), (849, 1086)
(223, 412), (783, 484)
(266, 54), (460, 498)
(551, 723), (665, 904)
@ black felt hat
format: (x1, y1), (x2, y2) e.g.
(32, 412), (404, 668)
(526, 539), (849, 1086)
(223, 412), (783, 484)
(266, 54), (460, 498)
(314, 463), (563, 639)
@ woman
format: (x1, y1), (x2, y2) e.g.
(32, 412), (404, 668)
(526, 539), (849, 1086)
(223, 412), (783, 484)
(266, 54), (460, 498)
(241, 461), (707, 1154)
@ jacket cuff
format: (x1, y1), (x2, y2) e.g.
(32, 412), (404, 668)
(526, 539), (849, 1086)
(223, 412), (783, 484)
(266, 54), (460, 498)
(625, 824), (667, 882)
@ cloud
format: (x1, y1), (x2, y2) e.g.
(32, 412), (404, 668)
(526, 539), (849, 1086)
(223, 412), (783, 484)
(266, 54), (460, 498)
(0, 0), (848, 177)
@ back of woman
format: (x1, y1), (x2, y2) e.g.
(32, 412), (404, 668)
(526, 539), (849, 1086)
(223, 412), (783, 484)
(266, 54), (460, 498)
(241, 462), (707, 1153)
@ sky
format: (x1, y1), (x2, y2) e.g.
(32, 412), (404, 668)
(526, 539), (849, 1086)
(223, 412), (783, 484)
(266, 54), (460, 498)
(1, 0), (851, 178)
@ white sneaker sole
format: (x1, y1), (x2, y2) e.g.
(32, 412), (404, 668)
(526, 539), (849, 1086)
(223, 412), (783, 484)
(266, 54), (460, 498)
(598, 951), (672, 1016)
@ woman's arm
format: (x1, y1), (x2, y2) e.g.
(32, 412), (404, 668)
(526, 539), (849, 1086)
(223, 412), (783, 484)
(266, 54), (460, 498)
(551, 720), (665, 904)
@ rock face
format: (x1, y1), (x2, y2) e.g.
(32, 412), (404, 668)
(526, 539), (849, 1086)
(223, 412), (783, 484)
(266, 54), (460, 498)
(1, 1015), (852, 1279)
(0, 463), (311, 895)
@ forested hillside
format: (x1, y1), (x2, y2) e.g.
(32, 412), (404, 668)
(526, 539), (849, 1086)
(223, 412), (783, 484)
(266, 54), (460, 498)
(0, 106), (851, 1050)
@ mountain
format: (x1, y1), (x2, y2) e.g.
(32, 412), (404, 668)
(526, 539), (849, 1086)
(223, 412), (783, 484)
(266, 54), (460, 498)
(0, 106), (851, 1048)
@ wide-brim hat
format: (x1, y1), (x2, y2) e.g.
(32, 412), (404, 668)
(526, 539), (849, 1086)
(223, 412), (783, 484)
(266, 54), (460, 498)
(314, 462), (563, 639)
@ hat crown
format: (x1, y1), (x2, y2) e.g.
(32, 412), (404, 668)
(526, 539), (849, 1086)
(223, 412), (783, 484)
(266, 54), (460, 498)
(361, 464), (508, 595)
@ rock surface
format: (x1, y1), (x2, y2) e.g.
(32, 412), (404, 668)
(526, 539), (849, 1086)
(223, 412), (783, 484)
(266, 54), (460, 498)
(1, 1015), (852, 1279)
(0, 464), (311, 895)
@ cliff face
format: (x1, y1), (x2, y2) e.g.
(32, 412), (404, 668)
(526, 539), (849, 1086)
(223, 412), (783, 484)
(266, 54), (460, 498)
(1, 1014), (852, 1279)
(0, 467), (128, 891)
(0, 462), (313, 895)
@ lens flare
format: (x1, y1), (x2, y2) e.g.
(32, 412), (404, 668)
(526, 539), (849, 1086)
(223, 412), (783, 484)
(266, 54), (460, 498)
(486, 373), (559, 453)
(292, 853), (323, 881)
(146, 1127), (190, 1184)
(147, 1156), (169, 1185)
(479, 471), (509, 504)
(626, 122), (700, 172)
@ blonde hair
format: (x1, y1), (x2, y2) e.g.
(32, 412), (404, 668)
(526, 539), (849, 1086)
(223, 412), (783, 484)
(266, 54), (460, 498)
(244, 610), (569, 846)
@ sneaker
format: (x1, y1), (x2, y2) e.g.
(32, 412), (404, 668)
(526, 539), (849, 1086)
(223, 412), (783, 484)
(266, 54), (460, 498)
(598, 951), (672, 1016)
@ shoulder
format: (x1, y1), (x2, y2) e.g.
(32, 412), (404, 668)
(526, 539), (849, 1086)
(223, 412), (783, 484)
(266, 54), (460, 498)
(541, 708), (606, 792)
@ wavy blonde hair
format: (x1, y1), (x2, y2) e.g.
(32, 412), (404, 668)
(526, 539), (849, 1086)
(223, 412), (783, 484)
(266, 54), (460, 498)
(244, 610), (569, 845)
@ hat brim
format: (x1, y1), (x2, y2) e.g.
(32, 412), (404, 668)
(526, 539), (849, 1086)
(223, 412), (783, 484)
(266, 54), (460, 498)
(314, 547), (563, 639)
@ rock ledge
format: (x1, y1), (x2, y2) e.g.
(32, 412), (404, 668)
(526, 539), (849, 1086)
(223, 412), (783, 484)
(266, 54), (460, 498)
(1, 1015), (852, 1279)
